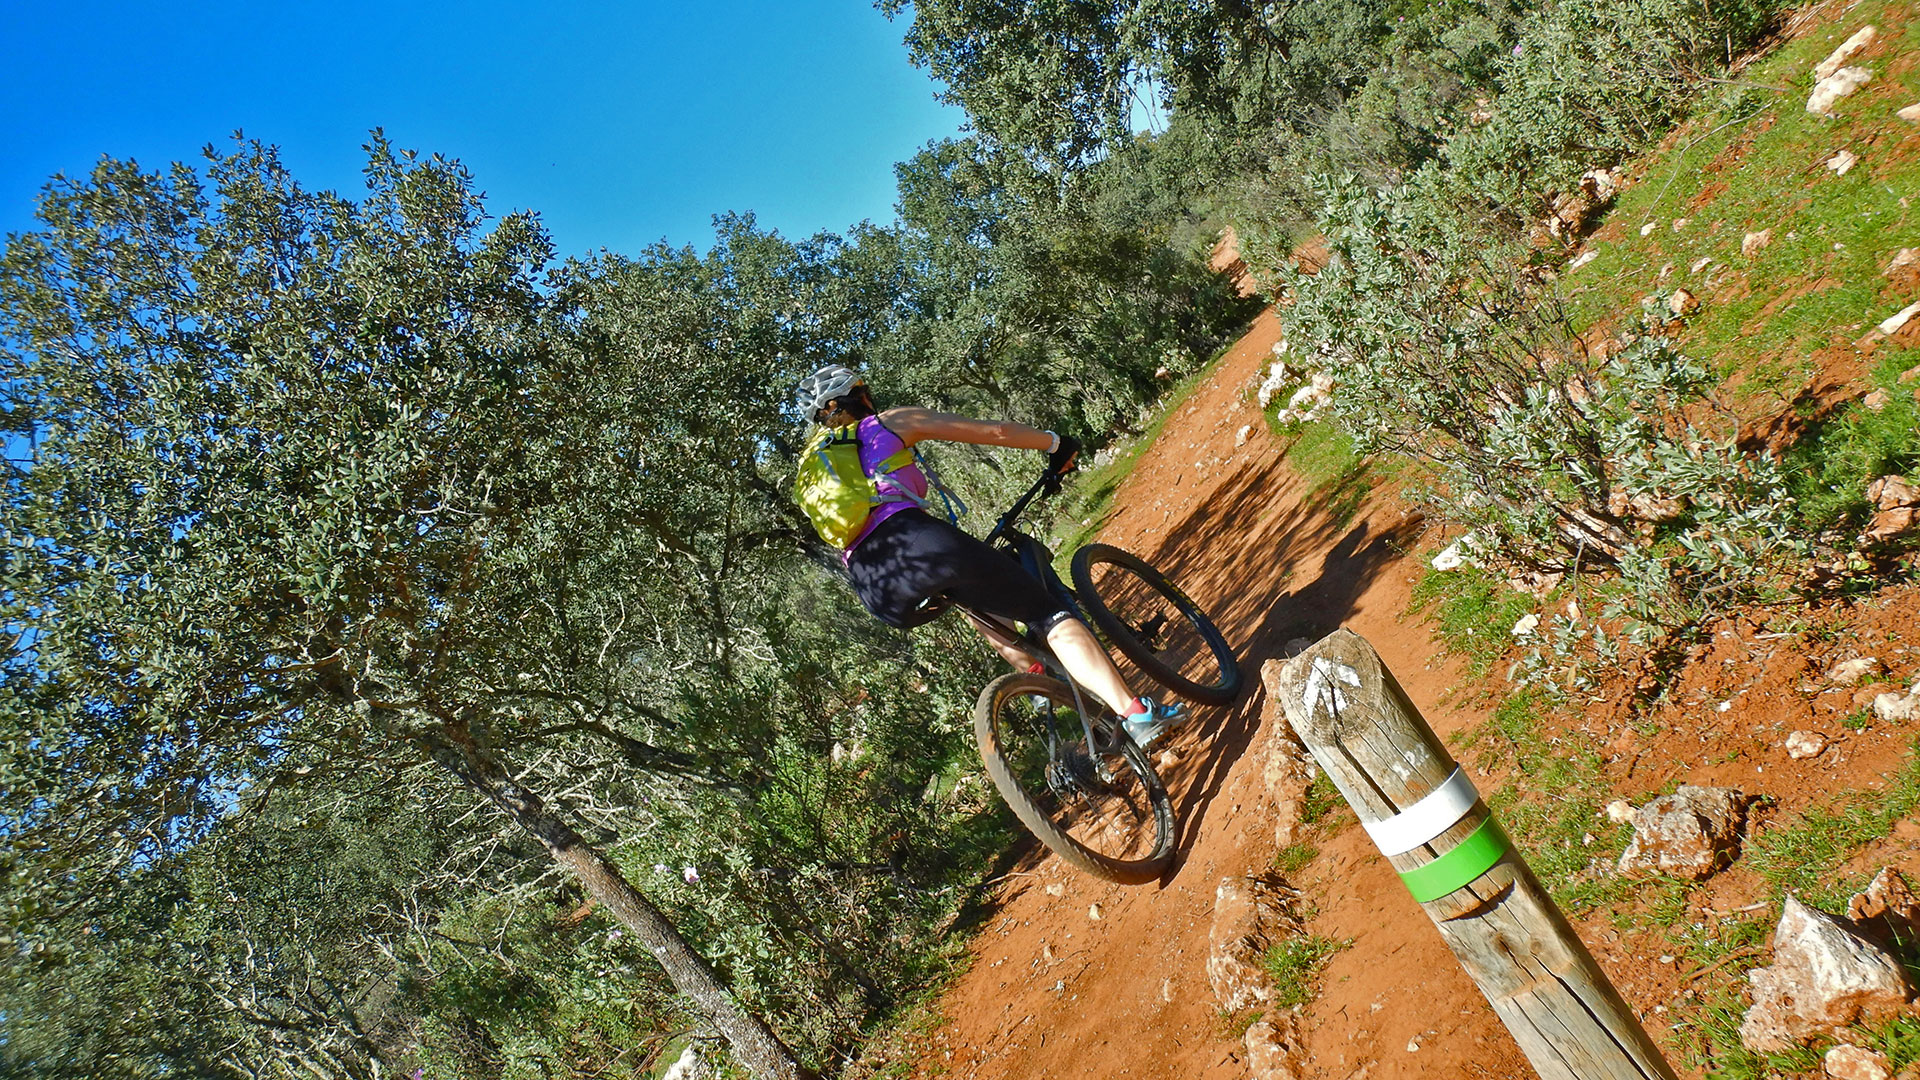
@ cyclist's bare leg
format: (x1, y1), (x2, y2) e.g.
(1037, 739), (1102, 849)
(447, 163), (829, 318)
(1045, 618), (1136, 716)
(964, 610), (1040, 671)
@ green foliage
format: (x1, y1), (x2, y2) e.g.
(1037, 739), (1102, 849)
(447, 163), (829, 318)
(1259, 934), (1349, 1008)
(1450, 0), (1779, 209)
(1288, 174), (1804, 641)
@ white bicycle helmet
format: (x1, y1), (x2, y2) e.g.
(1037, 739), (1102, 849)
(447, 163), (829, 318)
(796, 364), (864, 419)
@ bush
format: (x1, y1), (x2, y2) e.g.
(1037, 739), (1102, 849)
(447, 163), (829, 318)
(1284, 173), (1802, 640)
(1450, 0), (1782, 208)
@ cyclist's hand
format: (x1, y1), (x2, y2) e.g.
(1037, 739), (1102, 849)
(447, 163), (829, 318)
(1042, 433), (1081, 494)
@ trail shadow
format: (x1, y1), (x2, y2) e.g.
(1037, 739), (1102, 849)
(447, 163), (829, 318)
(1120, 450), (1426, 881)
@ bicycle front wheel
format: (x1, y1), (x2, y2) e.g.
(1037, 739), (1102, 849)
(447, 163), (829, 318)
(1070, 543), (1243, 707)
(974, 672), (1175, 884)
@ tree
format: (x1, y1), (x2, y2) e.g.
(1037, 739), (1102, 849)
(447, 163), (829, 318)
(0, 136), (809, 1080)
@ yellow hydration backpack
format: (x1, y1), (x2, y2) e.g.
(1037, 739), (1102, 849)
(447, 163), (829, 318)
(794, 424), (961, 549)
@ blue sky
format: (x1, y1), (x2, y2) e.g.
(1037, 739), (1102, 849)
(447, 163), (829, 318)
(0, 2), (969, 258)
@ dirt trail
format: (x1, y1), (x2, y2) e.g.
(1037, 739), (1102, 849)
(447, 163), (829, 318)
(897, 309), (1533, 1080)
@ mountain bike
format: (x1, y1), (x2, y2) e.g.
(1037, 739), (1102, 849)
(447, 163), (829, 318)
(925, 469), (1242, 883)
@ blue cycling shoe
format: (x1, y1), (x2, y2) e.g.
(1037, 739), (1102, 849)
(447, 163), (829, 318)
(1120, 696), (1187, 748)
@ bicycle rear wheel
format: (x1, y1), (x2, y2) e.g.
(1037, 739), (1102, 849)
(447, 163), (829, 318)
(974, 672), (1175, 884)
(1070, 543), (1243, 707)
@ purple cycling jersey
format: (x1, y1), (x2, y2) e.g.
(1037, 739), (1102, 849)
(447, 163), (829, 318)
(845, 414), (929, 554)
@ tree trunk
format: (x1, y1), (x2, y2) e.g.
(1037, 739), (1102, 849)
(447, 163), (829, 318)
(421, 729), (813, 1080)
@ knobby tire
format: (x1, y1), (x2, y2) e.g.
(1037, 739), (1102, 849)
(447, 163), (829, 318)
(1069, 543), (1243, 707)
(974, 673), (1175, 884)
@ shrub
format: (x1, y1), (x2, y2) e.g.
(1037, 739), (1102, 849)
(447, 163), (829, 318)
(1450, 0), (1782, 209)
(1284, 173), (1803, 641)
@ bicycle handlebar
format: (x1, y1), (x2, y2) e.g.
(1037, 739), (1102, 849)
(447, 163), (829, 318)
(983, 469), (1061, 546)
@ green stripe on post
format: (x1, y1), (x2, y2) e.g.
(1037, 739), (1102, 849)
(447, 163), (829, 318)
(1397, 817), (1509, 902)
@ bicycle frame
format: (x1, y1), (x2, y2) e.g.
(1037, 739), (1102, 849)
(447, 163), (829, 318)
(957, 474), (1121, 784)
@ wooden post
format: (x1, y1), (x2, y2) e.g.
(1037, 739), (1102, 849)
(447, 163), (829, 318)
(1271, 629), (1677, 1080)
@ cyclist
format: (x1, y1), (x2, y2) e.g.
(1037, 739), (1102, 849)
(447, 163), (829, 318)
(796, 364), (1186, 748)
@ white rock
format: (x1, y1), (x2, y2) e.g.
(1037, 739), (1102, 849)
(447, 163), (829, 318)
(1827, 150), (1860, 176)
(1511, 613), (1540, 638)
(1669, 288), (1699, 316)
(1209, 878), (1287, 1012)
(1245, 1018), (1303, 1080)
(1808, 67), (1873, 117)
(1569, 250), (1599, 270)
(662, 1044), (707, 1080)
(1690, 256), (1715, 274)
(1743, 229), (1774, 256)
(1887, 249), (1919, 275)
(1827, 657), (1882, 686)
(1672, 217), (1691, 231)
(1045, 882), (1066, 897)
(1877, 301), (1920, 337)
(1785, 731), (1828, 759)
(1640, 221), (1658, 237)
(1605, 799), (1636, 824)
(1901, 104), (1920, 123)
(1431, 533), (1481, 571)
(1825, 1043), (1891, 1080)
(1875, 691), (1919, 724)
(1088, 903), (1102, 921)
(1814, 27), (1878, 81)
(1618, 785), (1749, 880)
(1271, 339), (1289, 357)
(1740, 896), (1914, 1051)
(1235, 424), (1253, 447)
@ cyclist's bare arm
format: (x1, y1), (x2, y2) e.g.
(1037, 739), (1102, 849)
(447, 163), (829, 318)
(879, 407), (1054, 451)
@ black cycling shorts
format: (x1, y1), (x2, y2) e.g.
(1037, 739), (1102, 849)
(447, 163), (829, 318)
(846, 509), (1070, 631)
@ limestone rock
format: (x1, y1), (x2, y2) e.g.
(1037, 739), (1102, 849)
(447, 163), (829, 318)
(1875, 688), (1920, 723)
(1740, 896), (1913, 1051)
(1847, 868), (1920, 945)
(1617, 785), (1750, 880)
(1809, 67), (1873, 116)
(1869, 476), (1920, 510)
(1569, 250), (1599, 270)
(1511, 613), (1540, 638)
(1826, 1043), (1892, 1080)
(1827, 150), (1860, 176)
(1887, 249), (1919, 275)
(1828, 657), (1884, 686)
(1902, 104), (1920, 123)
(1881, 301), (1920, 337)
(1865, 389), (1892, 412)
(1245, 1018), (1303, 1080)
(1743, 229), (1775, 256)
(1259, 660), (1319, 847)
(1235, 424), (1252, 447)
(1866, 507), (1917, 543)
(1605, 799), (1636, 823)
(1669, 288), (1699, 316)
(1208, 876), (1297, 1012)
(1786, 730), (1828, 759)
(1814, 27), (1878, 81)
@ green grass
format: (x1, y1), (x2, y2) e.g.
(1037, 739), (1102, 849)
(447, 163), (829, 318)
(1409, 565), (1540, 680)
(1300, 772), (1348, 828)
(1744, 740), (1920, 908)
(1783, 352), (1920, 534)
(1272, 842), (1319, 877)
(1559, 0), (1920, 391)
(1259, 934), (1350, 1008)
